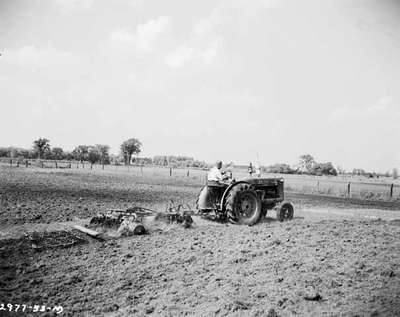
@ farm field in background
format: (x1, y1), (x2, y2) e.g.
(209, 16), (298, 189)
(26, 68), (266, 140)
(1, 160), (399, 206)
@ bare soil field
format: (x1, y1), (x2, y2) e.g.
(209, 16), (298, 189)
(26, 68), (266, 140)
(0, 167), (199, 226)
(1, 166), (400, 316)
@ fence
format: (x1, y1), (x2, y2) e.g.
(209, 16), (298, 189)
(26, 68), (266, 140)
(0, 158), (134, 171)
(0, 158), (73, 169)
(1, 158), (399, 201)
(282, 176), (400, 200)
(0, 158), (209, 181)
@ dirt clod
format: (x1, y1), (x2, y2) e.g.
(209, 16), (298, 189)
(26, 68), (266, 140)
(303, 288), (323, 301)
(278, 297), (288, 307)
(145, 307), (154, 314)
(266, 308), (279, 317)
(381, 269), (395, 277)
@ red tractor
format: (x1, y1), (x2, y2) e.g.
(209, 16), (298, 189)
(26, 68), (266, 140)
(196, 178), (294, 225)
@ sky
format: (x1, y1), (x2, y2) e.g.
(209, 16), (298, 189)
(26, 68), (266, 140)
(0, 0), (399, 172)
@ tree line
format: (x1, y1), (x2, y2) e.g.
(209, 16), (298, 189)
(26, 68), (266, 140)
(0, 137), (207, 168)
(1, 139), (396, 178)
(0, 138), (113, 165)
(265, 154), (398, 179)
(264, 154), (338, 176)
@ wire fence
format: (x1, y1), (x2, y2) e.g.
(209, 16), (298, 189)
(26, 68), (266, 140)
(1, 158), (399, 201)
(284, 175), (400, 200)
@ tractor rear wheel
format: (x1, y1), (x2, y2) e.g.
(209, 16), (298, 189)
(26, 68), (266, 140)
(276, 201), (294, 221)
(224, 184), (262, 225)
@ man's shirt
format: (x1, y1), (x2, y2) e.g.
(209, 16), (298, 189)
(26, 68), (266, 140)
(207, 166), (223, 182)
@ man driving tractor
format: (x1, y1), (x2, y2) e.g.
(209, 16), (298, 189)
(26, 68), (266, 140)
(207, 161), (230, 184)
(197, 160), (294, 224)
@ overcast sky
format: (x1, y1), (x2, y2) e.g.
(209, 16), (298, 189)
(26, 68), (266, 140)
(0, 0), (399, 172)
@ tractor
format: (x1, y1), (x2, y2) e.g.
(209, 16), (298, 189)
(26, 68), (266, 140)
(196, 177), (294, 225)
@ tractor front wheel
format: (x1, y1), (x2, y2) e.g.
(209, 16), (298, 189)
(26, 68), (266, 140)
(276, 201), (294, 222)
(224, 184), (262, 225)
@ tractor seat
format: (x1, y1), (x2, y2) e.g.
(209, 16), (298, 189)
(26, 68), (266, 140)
(206, 181), (228, 188)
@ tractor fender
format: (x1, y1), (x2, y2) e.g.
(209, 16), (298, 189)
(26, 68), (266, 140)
(220, 181), (252, 212)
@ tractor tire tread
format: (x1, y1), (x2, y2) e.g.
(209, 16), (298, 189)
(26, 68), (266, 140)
(224, 183), (261, 225)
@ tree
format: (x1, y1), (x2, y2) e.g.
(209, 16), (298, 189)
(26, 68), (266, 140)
(17, 149), (31, 159)
(33, 138), (50, 159)
(336, 166), (345, 175)
(72, 145), (89, 162)
(87, 146), (101, 164)
(266, 163), (295, 174)
(50, 147), (64, 160)
(64, 151), (74, 161)
(86, 145), (110, 165)
(311, 162), (337, 176)
(384, 171), (390, 177)
(393, 168), (399, 180)
(120, 138), (142, 165)
(95, 144), (110, 165)
(0, 147), (36, 159)
(0, 147), (8, 158)
(299, 154), (315, 173)
(352, 168), (366, 176)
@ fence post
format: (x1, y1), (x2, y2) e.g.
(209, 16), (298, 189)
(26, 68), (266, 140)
(170, 167), (172, 176)
(10, 159), (12, 166)
(187, 170), (190, 177)
(317, 181), (319, 193)
(102, 163), (104, 170)
(41, 161), (44, 168)
(17, 161), (19, 167)
(347, 182), (351, 197)
(55, 162), (58, 169)
(25, 160), (28, 168)
(390, 184), (394, 199)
